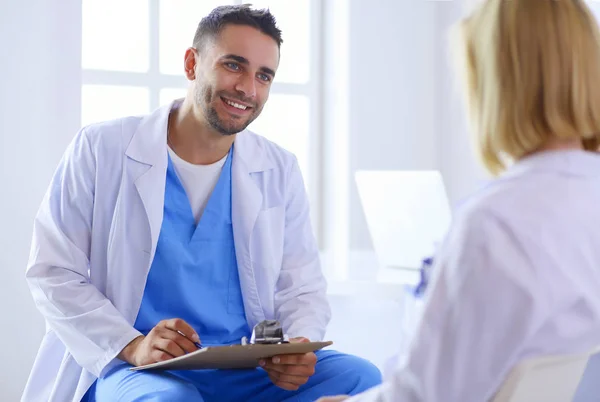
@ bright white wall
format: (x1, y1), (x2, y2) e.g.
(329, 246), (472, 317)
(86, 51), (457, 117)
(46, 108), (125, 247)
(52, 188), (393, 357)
(345, 0), (487, 253)
(348, 0), (440, 250)
(0, 1), (81, 400)
(435, 1), (487, 207)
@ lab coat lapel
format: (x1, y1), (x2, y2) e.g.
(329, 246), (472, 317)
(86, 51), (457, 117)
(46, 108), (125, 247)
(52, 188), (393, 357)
(124, 103), (171, 263)
(231, 131), (274, 323)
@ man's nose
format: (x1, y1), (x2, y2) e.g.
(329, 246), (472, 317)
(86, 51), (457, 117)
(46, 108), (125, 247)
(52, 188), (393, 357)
(234, 73), (257, 99)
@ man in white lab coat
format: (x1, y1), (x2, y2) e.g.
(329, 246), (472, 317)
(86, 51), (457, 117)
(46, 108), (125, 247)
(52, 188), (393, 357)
(23, 5), (381, 402)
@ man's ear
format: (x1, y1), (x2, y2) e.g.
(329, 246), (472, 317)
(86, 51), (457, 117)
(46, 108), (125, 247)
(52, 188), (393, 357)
(184, 47), (198, 80)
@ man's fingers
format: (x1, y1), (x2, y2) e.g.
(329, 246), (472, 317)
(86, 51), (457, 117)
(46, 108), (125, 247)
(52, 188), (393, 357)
(264, 367), (310, 387)
(161, 318), (201, 344)
(261, 349), (317, 390)
(158, 327), (198, 354)
(151, 349), (175, 363)
(273, 372), (309, 386)
(262, 361), (315, 377)
(154, 338), (186, 358)
(268, 373), (302, 391)
(271, 352), (317, 366)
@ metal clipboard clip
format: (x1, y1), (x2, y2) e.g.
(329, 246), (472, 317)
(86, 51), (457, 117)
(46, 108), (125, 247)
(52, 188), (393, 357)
(241, 320), (290, 345)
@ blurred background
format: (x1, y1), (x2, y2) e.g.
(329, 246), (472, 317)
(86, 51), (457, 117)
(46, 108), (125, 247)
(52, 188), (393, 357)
(2, 0), (600, 400)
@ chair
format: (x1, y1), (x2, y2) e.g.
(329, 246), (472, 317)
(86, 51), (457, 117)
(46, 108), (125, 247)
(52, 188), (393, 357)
(491, 346), (600, 402)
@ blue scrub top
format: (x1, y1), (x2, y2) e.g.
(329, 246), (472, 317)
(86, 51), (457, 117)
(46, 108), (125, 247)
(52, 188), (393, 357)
(134, 146), (251, 345)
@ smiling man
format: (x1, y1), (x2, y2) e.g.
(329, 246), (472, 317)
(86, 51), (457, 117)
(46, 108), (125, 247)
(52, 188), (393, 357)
(23, 4), (381, 402)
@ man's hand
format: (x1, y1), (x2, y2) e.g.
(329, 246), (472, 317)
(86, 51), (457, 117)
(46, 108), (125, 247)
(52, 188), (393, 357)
(259, 337), (317, 391)
(316, 397), (350, 402)
(118, 318), (200, 367)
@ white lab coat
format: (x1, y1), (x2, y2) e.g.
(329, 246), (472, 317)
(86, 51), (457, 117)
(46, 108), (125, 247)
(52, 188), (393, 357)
(22, 102), (330, 402)
(348, 150), (600, 402)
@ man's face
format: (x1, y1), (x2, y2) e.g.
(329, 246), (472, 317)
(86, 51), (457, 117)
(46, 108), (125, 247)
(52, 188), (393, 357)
(191, 24), (279, 135)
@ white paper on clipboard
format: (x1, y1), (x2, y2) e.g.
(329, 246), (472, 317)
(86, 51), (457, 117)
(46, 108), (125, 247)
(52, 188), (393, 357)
(130, 341), (334, 371)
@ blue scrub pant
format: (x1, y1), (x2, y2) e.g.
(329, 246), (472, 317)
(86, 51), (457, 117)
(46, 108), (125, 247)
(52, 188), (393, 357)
(91, 350), (382, 401)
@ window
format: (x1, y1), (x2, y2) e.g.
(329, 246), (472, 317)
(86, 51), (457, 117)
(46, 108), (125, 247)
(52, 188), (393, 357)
(81, 0), (322, 239)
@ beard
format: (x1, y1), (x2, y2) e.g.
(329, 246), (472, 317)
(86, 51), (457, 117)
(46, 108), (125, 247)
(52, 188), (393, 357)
(194, 79), (262, 136)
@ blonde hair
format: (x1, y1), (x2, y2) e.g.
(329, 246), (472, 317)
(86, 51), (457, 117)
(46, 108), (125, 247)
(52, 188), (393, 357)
(455, 0), (600, 175)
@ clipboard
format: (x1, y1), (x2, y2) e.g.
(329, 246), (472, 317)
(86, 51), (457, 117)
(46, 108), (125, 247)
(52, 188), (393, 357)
(130, 341), (333, 371)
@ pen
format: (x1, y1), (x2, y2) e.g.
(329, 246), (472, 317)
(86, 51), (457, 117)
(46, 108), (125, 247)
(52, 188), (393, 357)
(177, 330), (203, 349)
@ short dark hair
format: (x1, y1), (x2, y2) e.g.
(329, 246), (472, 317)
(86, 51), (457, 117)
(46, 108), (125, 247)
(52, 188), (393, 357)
(193, 4), (283, 52)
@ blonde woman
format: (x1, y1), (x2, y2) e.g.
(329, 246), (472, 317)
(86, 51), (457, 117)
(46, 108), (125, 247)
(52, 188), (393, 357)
(319, 0), (600, 401)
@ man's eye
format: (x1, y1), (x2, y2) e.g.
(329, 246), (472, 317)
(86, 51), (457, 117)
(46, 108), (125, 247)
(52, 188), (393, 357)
(225, 62), (240, 70)
(258, 73), (271, 82)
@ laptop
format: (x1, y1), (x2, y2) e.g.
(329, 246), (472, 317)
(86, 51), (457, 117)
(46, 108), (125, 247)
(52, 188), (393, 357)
(355, 170), (452, 270)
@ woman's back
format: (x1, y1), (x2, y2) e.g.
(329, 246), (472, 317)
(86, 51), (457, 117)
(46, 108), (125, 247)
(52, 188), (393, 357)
(381, 150), (600, 402)
(462, 149), (600, 363)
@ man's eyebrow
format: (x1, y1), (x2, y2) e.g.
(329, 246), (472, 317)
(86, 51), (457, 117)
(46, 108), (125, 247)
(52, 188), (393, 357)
(221, 54), (276, 77)
(259, 66), (276, 77)
(222, 53), (249, 65)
